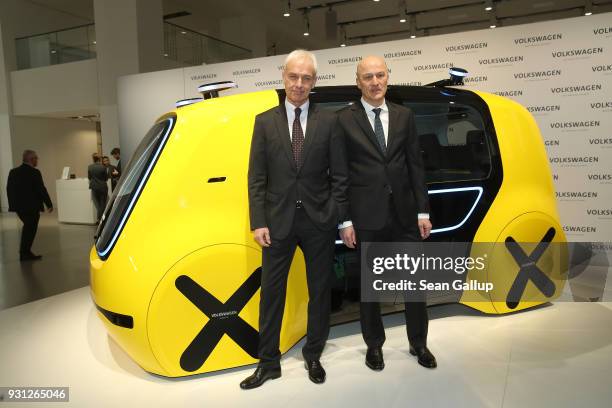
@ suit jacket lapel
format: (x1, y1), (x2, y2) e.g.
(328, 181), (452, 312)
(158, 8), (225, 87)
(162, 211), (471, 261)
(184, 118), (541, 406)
(352, 102), (386, 159)
(274, 105), (297, 171)
(299, 103), (319, 172)
(386, 102), (400, 156)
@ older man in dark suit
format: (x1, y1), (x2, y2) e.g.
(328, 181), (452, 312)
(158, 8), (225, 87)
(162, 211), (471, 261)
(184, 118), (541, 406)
(6, 150), (53, 261)
(338, 56), (437, 370)
(241, 49), (348, 389)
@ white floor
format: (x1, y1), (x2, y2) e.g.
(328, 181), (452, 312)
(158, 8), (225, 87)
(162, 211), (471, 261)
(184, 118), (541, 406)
(1, 288), (612, 408)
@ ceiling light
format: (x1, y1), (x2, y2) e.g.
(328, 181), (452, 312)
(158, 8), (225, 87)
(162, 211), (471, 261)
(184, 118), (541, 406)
(409, 14), (416, 38)
(303, 11), (310, 36)
(340, 26), (347, 47)
(489, 12), (498, 28)
(399, 1), (408, 22)
(484, 0), (493, 11)
(584, 0), (593, 15)
(283, 0), (291, 17)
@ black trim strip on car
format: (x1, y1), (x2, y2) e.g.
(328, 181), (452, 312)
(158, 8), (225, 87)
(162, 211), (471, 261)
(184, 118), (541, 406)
(95, 304), (134, 329)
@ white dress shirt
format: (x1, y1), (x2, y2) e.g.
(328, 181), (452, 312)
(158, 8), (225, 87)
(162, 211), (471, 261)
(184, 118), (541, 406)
(285, 99), (309, 140)
(339, 98), (429, 230)
(361, 97), (389, 147)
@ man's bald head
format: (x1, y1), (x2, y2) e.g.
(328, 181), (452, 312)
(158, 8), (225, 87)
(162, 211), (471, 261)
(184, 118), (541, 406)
(356, 55), (389, 107)
(356, 56), (388, 77)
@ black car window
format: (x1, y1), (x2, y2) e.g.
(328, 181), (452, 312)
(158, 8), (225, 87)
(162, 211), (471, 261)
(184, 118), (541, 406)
(405, 102), (491, 183)
(95, 116), (175, 260)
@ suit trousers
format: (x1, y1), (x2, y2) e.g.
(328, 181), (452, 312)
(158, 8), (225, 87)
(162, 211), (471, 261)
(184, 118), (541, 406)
(356, 196), (429, 349)
(258, 207), (336, 368)
(17, 211), (40, 256)
(91, 189), (108, 222)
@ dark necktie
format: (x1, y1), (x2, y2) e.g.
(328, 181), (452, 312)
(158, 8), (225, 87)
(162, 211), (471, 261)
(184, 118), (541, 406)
(292, 107), (305, 168)
(372, 107), (386, 154)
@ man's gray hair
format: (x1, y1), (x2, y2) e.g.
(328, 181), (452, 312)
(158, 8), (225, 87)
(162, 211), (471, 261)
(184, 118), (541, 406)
(22, 149), (36, 162)
(283, 49), (318, 75)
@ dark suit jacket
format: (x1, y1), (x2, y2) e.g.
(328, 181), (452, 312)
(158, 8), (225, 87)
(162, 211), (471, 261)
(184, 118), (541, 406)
(107, 164), (119, 189)
(248, 101), (349, 239)
(6, 163), (52, 213)
(337, 100), (429, 231)
(88, 163), (108, 193)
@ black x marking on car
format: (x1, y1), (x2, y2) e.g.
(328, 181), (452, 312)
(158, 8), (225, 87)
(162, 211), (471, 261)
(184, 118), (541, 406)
(175, 267), (261, 372)
(505, 227), (557, 309)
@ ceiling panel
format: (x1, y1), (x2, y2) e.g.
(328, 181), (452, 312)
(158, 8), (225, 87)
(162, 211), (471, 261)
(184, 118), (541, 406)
(7, 0), (611, 59)
(417, 4), (489, 28)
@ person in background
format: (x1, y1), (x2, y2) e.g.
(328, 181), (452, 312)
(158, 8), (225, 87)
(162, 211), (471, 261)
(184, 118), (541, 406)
(6, 149), (53, 261)
(88, 153), (108, 223)
(102, 155), (120, 191)
(110, 147), (121, 175)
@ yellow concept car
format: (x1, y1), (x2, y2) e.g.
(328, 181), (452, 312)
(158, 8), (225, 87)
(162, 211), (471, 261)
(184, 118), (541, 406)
(90, 80), (567, 377)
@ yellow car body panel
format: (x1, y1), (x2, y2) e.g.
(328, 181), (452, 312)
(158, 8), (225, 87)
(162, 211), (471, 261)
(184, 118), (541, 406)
(461, 91), (567, 314)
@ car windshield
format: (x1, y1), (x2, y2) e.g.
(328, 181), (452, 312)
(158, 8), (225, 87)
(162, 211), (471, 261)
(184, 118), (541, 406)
(95, 116), (175, 260)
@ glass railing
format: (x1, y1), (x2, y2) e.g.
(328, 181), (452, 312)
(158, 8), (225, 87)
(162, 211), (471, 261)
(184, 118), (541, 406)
(16, 24), (96, 70)
(15, 22), (251, 70)
(163, 22), (252, 65)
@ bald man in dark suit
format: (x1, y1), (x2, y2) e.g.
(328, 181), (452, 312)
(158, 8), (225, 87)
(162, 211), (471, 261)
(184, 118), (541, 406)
(338, 56), (436, 371)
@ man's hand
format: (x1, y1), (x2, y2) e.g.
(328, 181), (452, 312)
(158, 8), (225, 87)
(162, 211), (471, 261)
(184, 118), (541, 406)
(47, 207), (54, 213)
(418, 218), (432, 240)
(253, 227), (271, 247)
(339, 225), (356, 248)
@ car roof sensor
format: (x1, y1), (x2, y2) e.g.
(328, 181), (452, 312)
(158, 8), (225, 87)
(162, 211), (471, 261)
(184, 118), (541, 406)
(175, 97), (204, 108)
(197, 81), (238, 99)
(426, 67), (469, 87)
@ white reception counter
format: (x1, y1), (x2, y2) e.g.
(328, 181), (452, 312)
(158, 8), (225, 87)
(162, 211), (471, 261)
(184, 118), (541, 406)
(55, 178), (97, 224)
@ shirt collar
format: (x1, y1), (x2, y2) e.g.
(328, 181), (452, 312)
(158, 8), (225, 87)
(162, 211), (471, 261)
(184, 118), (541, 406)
(361, 97), (387, 114)
(285, 99), (309, 116)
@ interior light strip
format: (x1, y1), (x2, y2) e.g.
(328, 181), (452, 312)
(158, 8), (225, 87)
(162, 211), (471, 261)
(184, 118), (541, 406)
(334, 186), (483, 244)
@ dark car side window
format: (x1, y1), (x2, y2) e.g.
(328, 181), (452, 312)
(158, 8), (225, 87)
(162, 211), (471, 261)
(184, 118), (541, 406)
(404, 102), (491, 183)
(317, 100), (492, 184)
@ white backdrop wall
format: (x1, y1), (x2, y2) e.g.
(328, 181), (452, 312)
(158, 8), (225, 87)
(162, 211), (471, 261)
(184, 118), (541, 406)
(117, 13), (612, 242)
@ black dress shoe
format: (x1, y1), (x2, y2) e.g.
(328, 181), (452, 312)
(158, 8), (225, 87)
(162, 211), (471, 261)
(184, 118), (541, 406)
(304, 359), (326, 384)
(365, 347), (385, 371)
(239, 366), (281, 390)
(20, 253), (42, 261)
(409, 346), (437, 369)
